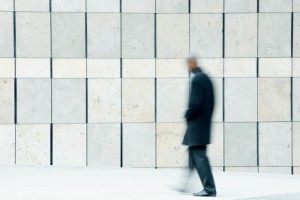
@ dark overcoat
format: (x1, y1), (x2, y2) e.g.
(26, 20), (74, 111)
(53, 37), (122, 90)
(182, 67), (215, 146)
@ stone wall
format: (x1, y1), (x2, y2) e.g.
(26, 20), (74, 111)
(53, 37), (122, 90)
(0, 0), (300, 174)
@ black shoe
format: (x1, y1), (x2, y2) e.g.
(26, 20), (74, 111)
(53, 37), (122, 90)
(193, 190), (216, 197)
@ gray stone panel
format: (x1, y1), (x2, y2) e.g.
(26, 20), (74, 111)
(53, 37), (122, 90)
(0, 125), (15, 165)
(294, 123), (300, 166)
(211, 78), (223, 122)
(294, 13), (300, 58)
(15, 0), (49, 11)
(0, 12), (14, 57)
(294, 58), (300, 77)
(156, 0), (188, 13)
(294, 78), (300, 121)
(122, 0), (155, 13)
(207, 123), (224, 167)
(191, 0), (223, 13)
(295, 0), (300, 12)
(87, 0), (120, 12)
(224, 0), (257, 12)
(0, 79), (14, 123)
(260, 0), (292, 12)
(0, 0), (14, 11)
(52, 0), (85, 12)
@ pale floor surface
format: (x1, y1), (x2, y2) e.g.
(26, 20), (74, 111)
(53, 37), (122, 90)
(0, 166), (300, 200)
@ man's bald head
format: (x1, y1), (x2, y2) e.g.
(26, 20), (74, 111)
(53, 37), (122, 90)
(186, 53), (199, 72)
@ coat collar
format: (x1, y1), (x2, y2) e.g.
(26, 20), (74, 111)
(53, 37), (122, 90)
(192, 67), (202, 74)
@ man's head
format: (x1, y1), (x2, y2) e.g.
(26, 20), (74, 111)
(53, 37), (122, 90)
(186, 53), (199, 72)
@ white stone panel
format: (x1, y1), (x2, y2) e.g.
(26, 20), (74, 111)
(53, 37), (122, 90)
(0, 125), (15, 165)
(0, 12), (13, 57)
(295, 0), (300, 12)
(211, 78), (223, 122)
(123, 59), (155, 78)
(157, 123), (187, 167)
(258, 78), (291, 121)
(16, 58), (50, 78)
(123, 123), (155, 167)
(16, 124), (50, 165)
(294, 78), (300, 121)
(293, 122), (300, 166)
(88, 79), (121, 123)
(88, 13), (120, 58)
(157, 78), (189, 122)
(17, 79), (51, 123)
(0, 0), (14, 11)
(258, 13), (291, 57)
(87, 124), (120, 167)
(122, 0), (155, 13)
(259, 122), (292, 166)
(53, 59), (86, 78)
(53, 124), (86, 166)
(52, 79), (86, 123)
(190, 14), (223, 58)
(87, 0), (120, 12)
(225, 78), (257, 122)
(259, 58), (292, 77)
(225, 123), (257, 166)
(200, 58), (223, 78)
(293, 58), (300, 77)
(122, 79), (154, 122)
(16, 13), (50, 58)
(191, 0), (223, 13)
(157, 14), (189, 58)
(87, 59), (120, 78)
(259, 167), (291, 174)
(52, 13), (85, 58)
(122, 14), (154, 58)
(0, 58), (14, 78)
(224, 58), (257, 77)
(226, 167), (258, 173)
(207, 123), (223, 167)
(224, 0), (257, 12)
(52, 0), (85, 12)
(156, 59), (188, 78)
(225, 14), (257, 57)
(0, 79), (14, 123)
(294, 13), (300, 57)
(156, 0), (188, 13)
(15, 0), (49, 11)
(260, 0), (292, 12)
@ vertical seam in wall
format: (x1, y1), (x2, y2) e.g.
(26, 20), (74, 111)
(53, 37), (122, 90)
(188, 0), (191, 13)
(120, 1), (123, 167)
(154, 0), (157, 169)
(291, 12), (294, 58)
(50, 123), (53, 165)
(291, 77), (293, 174)
(13, 0), (17, 164)
(222, 78), (225, 171)
(256, 5), (259, 172)
(49, 0), (53, 165)
(154, 13), (157, 58)
(257, 0), (259, 13)
(85, 0), (88, 166)
(257, 122), (259, 168)
(222, 13), (225, 58)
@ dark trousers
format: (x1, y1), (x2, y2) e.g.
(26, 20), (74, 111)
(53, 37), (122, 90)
(189, 145), (216, 194)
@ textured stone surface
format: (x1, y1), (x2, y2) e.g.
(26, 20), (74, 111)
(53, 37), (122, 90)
(259, 122), (292, 166)
(294, 79), (300, 121)
(225, 14), (257, 57)
(123, 123), (155, 167)
(294, 13), (300, 58)
(157, 78), (189, 122)
(226, 167), (258, 173)
(17, 79), (51, 123)
(52, 13), (85, 58)
(53, 59), (86, 78)
(88, 14), (120, 58)
(258, 13), (291, 57)
(211, 78), (223, 122)
(0, 79), (14, 123)
(293, 58), (300, 77)
(15, 0), (49, 11)
(0, 125), (15, 165)
(295, 0), (300, 12)
(16, 13), (50, 58)
(87, 59), (120, 78)
(156, 123), (188, 167)
(157, 14), (189, 58)
(122, 14), (154, 58)
(207, 123), (223, 167)
(87, 124), (120, 167)
(156, 0), (188, 13)
(52, 79), (86, 123)
(259, 167), (292, 174)
(123, 59), (155, 78)
(258, 78), (291, 121)
(190, 14), (223, 58)
(122, 0), (155, 13)
(260, 0), (292, 12)
(293, 123), (300, 166)
(225, 123), (257, 166)
(16, 124), (50, 165)
(88, 79), (121, 123)
(224, 0), (257, 12)
(0, 58), (15, 78)
(52, 0), (85, 12)
(225, 78), (257, 122)
(200, 58), (223, 78)
(0, 12), (13, 57)
(156, 59), (188, 78)
(224, 58), (257, 77)
(87, 0), (120, 12)
(122, 79), (154, 122)
(259, 58), (292, 77)
(0, 0), (14, 11)
(53, 124), (86, 166)
(191, 0), (223, 13)
(16, 58), (50, 78)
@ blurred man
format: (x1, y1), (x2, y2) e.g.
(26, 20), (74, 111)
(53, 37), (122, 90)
(182, 54), (216, 197)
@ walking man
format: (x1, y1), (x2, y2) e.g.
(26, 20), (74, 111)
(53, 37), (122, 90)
(182, 54), (217, 197)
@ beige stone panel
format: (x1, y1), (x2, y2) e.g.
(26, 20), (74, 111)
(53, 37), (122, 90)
(224, 58), (257, 77)
(15, 0), (49, 11)
(200, 58), (223, 78)
(293, 79), (300, 121)
(191, 0), (223, 13)
(123, 59), (155, 78)
(16, 58), (50, 78)
(211, 78), (223, 122)
(226, 167), (258, 173)
(53, 59), (86, 78)
(224, 0), (257, 12)
(0, 58), (14, 78)
(259, 167), (292, 174)
(260, 0), (292, 12)
(0, 125), (15, 165)
(87, 59), (120, 78)
(122, 0), (155, 13)
(207, 123), (224, 167)
(156, 59), (188, 78)
(294, 58), (300, 77)
(0, 12), (14, 57)
(259, 58), (292, 77)
(52, 0), (85, 12)
(156, 0), (188, 13)
(293, 123), (300, 166)
(0, 79), (14, 123)
(87, 0), (120, 12)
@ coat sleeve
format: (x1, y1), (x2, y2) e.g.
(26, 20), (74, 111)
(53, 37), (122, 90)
(185, 75), (204, 121)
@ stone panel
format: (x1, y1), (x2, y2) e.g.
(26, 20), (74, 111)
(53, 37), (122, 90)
(53, 59), (86, 78)
(258, 78), (291, 121)
(259, 167), (292, 174)
(16, 124), (50, 165)
(122, 0), (155, 13)
(225, 14), (257, 57)
(258, 13), (291, 57)
(260, 0), (292, 12)
(88, 13), (120, 58)
(157, 78), (189, 122)
(0, 0), (14, 11)
(225, 123), (257, 166)
(88, 79), (121, 123)
(226, 167), (258, 173)
(52, 79), (86, 123)
(294, 78), (300, 121)
(156, 59), (188, 78)
(123, 59), (155, 78)
(0, 12), (13, 57)
(259, 122), (292, 166)
(87, 0), (120, 12)
(190, 14), (223, 58)
(293, 122), (300, 166)
(211, 78), (223, 122)
(200, 58), (223, 78)
(17, 79), (51, 123)
(157, 14), (189, 58)
(16, 58), (50, 78)
(123, 123), (155, 167)
(207, 123), (224, 167)
(53, 124), (86, 166)
(0, 125), (15, 165)
(191, 0), (223, 13)
(52, 0), (85, 12)
(156, 123), (188, 167)
(87, 59), (120, 78)
(0, 58), (15, 78)
(293, 58), (300, 77)
(15, 0), (49, 11)
(295, 0), (300, 12)
(294, 13), (300, 57)
(122, 79), (154, 122)
(88, 124), (120, 167)
(225, 78), (257, 122)
(52, 13), (85, 58)
(16, 13), (50, 58)
(224, 0), (257, 12)
(156, 0), (188, 13)
(224, 58), (257, 77)
(0, 79), (14, 123)
(259, 58), (292, 77)
(122, 14), (154, 58)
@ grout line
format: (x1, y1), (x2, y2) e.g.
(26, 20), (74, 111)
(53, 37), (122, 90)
(120, 123), (123, 167)
(257, 0), (259, 13)
(49, 0), (51, 12)
(291, 77), (293, 121)
(120, 0), (122, 13)
(257, 122), (259, 167)
(188, 0), (191, 13)
(154, 77), (157, 168)
(85, 0), (88, 166)
(256, 58), (259, 77)
(154, 13), (157, 58)
(291, 12), (294, 58)
(50, 123), (53, 165)
(222, 13), (225, 58)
